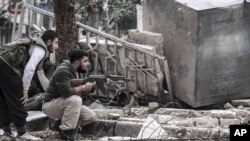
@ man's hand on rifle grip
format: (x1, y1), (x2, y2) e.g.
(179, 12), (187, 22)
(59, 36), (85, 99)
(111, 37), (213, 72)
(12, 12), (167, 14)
(105, 78), (113, 86)
(82, 82), (96, 92)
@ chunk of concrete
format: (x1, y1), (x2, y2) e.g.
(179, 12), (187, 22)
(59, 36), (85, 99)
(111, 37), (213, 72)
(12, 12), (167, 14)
(131, 107), (149, 117)
(155, 108), (201, 118)
(26, 111), (47, 122)
(118, 117), (147, 123)
(193, 117), (219, 128)
(93, 109), (124, 120)
(227, 109), (250, 118)
(148, 114), (184, 124)
(143, 0), (250, 107)
(167, 119), (195, 127)
(26, 111), (48, 131)
(199, 110), (237, 119)
(127, 29), (163, 55)
(163, 126), (229, 140)
(231, 99), (250, 107)
(115, 121), (143, 137)
(224, 103), (235, 109)
(220, 119), (241, 128)
(108, 113), (120, 120)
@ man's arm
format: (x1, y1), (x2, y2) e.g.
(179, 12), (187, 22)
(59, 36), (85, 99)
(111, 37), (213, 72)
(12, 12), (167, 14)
(21, 45), (45, 104)
(22, 45), (45, 91)
(70, 79), (86, 87)
(54, 69), (96, 97)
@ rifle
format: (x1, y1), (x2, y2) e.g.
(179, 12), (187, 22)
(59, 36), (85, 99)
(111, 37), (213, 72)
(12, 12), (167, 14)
(71, 75), (134, 95)
(87, 75), (134, 95)
(87, 74), (134, 82)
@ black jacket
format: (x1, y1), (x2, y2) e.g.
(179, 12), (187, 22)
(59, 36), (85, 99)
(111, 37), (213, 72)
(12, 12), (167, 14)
(43, 61), (78, 102)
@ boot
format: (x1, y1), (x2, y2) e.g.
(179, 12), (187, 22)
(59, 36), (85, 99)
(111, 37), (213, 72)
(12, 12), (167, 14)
(50, 119), (61, 131)
(59, 129), (76, 141)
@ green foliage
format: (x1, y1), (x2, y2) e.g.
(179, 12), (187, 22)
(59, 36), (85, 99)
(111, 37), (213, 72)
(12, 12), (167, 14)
(107, 0), (140, 30)
(75, 0), (88, 23)
(76, 0), (140, 31)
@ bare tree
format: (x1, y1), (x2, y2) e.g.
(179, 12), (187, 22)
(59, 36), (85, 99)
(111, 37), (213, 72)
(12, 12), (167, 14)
(53, 0), (77, 64)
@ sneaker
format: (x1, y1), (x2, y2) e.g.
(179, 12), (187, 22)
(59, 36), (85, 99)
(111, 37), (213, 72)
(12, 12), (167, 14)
(3, 132), (16, 138)
(58, 129), (76, 141)
(17, 132), (42, 141)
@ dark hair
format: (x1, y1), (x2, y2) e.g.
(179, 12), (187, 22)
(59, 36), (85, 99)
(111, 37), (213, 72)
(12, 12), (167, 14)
(41, 30), (58, 43)
(69, 49), (88, 63)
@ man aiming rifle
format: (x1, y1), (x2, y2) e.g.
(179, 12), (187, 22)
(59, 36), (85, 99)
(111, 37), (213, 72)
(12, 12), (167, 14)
(42, 49), (112, 141)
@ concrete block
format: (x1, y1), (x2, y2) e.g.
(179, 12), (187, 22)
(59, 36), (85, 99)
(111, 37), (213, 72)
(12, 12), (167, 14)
(242, 114), (250, 124)
(26, 111), (47, 122)
(193, 117), (219, 128)
(148, 114), (183, 124)
(231, 99), (250, 107)
(131, 107), (149, 117)
(115, 121), (143, 137)
(167, 119), (195, 127)
(143, 0), (250, 107)
(227, 109), (250, 118)
(199, 110), (237, 119)
(83, 120), (143, 138)
(155, 108), (201, 118)
(118, 117), (147, 123)
(127, 29), (164, 55)
(83, 120), (116, 137)
(149, 114), (219, 128)
(163, 126), (229, 140)
(93, 109), (124, 120)
(107, 109), (124, 116)
(27, 118), (49, 131)
(220, 119), (241, 128)
(224, 103), (235, 109)
(26, 111), (48, 131)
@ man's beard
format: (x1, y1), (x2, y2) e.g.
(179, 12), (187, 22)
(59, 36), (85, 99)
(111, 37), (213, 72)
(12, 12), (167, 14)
(47, 45), (53, 53)
(77, 66), (86, 73)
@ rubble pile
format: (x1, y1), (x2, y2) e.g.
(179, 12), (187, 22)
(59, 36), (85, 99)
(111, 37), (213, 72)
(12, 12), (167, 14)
(1, 99), (250, 140)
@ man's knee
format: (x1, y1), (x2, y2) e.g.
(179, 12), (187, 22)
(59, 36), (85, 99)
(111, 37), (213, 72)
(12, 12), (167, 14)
(81, 112), (96, 126)
(90, 112), (97, 122)
(66, 95), (82, 106)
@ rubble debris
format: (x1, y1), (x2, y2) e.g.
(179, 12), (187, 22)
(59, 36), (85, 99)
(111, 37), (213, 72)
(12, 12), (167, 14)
(232, 99), (250, 107)
(223, 103), (235, 109)
(137, 117), (167, 140)
(108, 113), (120, 120)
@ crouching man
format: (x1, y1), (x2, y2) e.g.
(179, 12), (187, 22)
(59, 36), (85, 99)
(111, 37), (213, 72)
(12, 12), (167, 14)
(42, 49), (97, 141)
